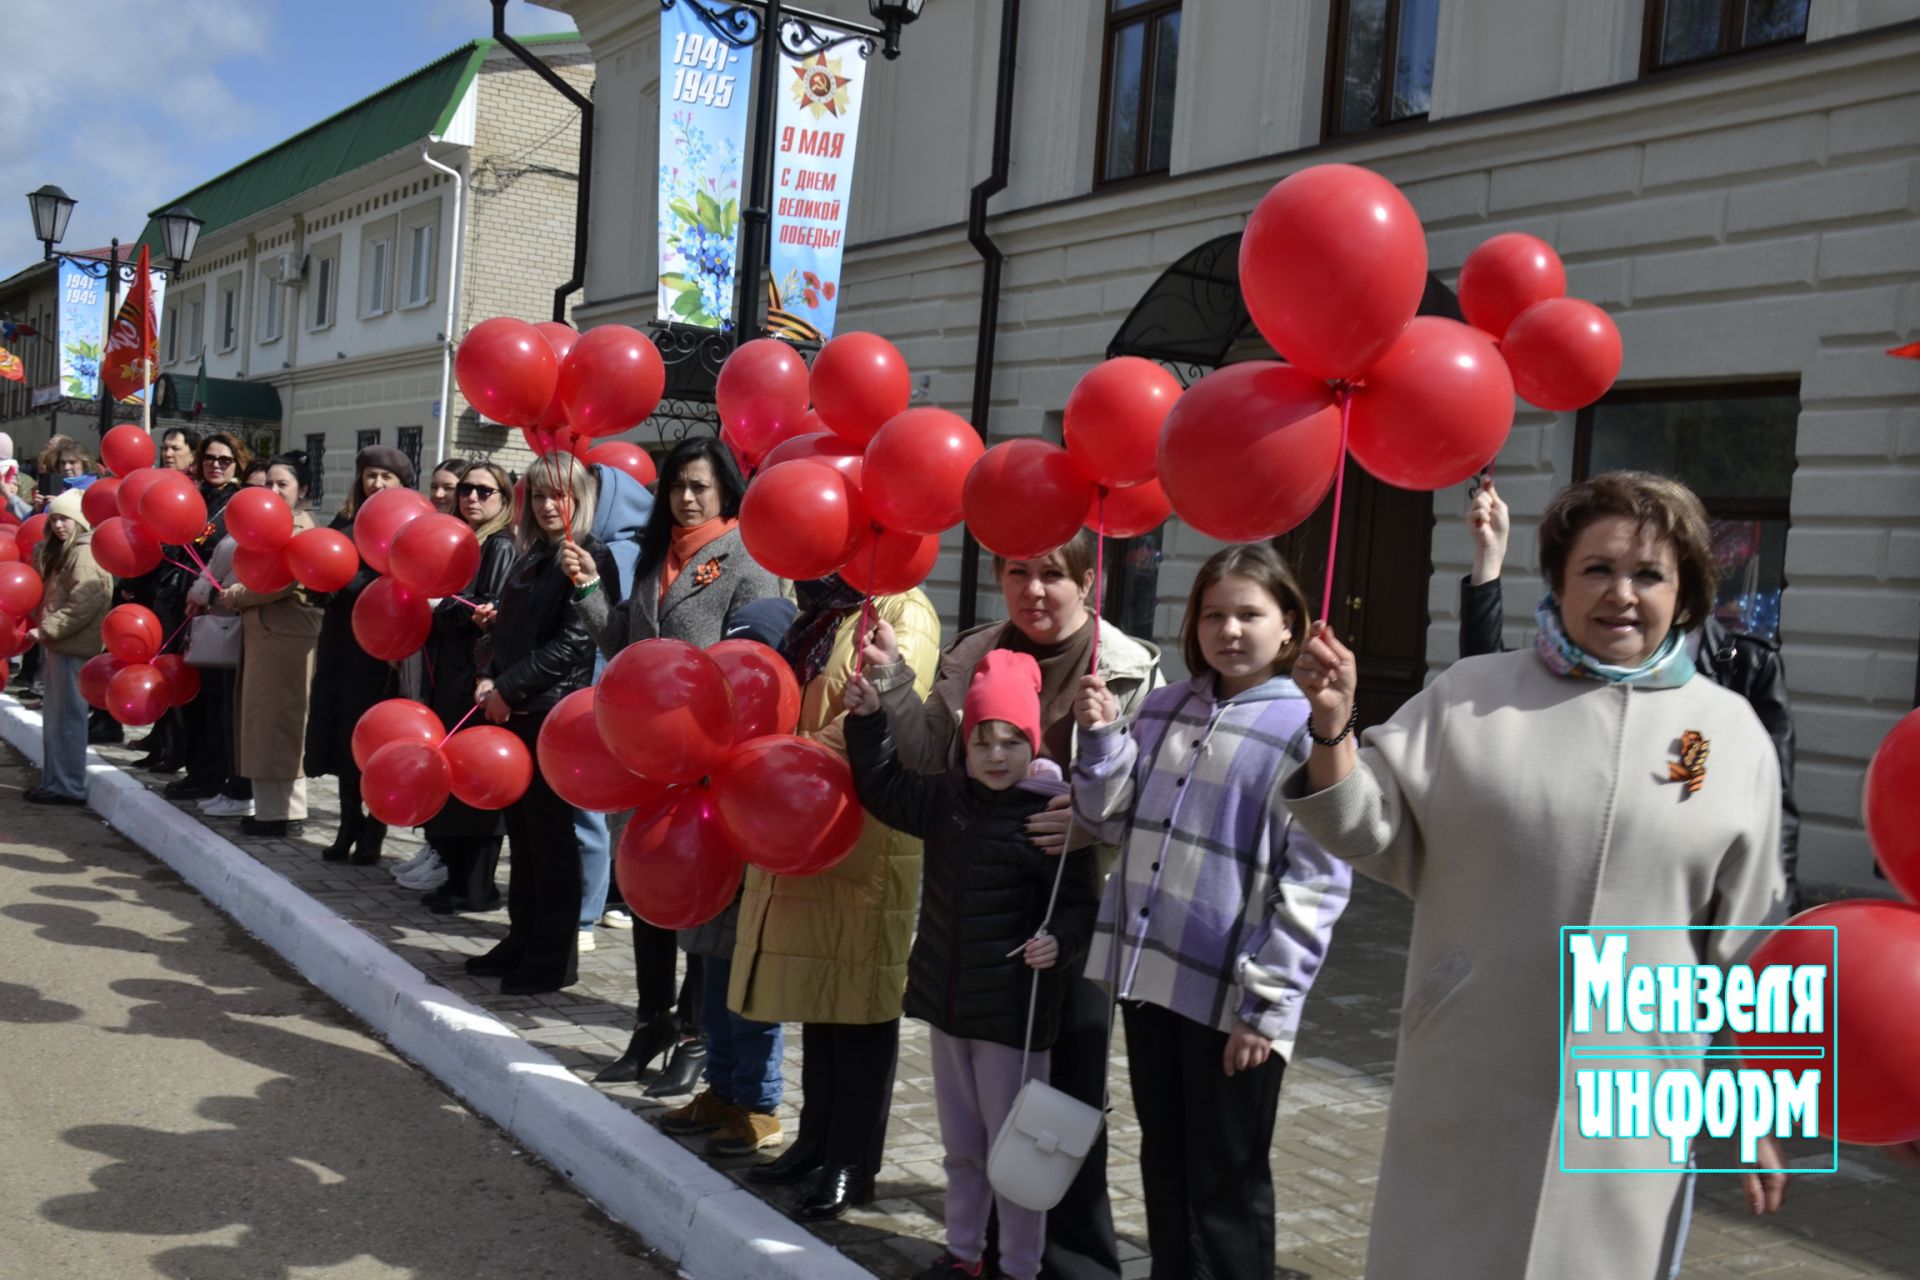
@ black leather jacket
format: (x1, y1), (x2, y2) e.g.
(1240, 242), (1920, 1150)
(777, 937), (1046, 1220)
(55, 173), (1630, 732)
(484, 535), (620, 717)
(1458, 576), (1800, 898)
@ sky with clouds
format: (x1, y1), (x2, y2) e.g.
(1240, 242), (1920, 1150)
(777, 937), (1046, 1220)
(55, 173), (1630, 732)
(0, 0), (574, 270)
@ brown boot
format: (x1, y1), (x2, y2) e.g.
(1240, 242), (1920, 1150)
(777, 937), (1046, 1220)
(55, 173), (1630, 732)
(657, 1089), (734, 1135)
(705, 1108), (782, 1157)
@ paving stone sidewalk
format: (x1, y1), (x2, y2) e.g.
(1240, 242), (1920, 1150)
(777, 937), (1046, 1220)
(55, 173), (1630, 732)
(70, 728), (1920, 1279)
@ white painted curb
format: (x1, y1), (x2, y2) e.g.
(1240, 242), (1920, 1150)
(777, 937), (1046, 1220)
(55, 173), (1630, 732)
(2, 696), (872, 1280)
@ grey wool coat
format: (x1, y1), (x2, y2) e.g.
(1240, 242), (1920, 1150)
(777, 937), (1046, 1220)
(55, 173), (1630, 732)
(1280, 650), (1786, 1280)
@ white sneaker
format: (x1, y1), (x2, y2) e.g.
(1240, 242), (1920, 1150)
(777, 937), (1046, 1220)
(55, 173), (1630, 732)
(202, 795), (255, 818)
(197, 795), (224, 812)
(395, 857), (447, 891)
(599, 909), (633, 930)
(391, 845), (438, 879)
(577, 930), (597, 953)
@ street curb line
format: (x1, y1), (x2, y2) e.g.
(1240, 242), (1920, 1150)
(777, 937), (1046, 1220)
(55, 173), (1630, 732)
(2, 697), (873, 1280)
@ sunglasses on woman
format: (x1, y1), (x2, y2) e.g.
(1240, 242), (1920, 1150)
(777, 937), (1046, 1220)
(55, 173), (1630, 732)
(203, 454), (236, 468)
(456, 482), (500, 499)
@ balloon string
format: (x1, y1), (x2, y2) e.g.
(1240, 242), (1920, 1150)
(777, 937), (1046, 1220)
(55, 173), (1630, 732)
(852, 530), (881, 678)
(1090, 489), (1106, 678)
(165, 554), (224, 591)
(441, 701), (481, 746)
(1319, 388), (1355, 628)
(451, 594), (480, 610)
(161, 614), (193, 653)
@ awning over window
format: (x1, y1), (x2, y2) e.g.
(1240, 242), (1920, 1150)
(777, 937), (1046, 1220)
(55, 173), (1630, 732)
(155, 372), (283, 422)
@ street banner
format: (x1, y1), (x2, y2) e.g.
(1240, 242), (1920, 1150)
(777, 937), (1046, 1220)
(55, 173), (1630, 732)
(58, 254), (164, 404)
(656, 0), (753, 330)
(104, 243), (158, 403)
(766, 36), (869, 342)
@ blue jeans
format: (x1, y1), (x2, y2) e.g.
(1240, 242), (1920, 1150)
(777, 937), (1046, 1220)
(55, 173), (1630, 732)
(576, 807), (611, 927)
(41, 651), (88, 800)
(701, 953), (784, 1112)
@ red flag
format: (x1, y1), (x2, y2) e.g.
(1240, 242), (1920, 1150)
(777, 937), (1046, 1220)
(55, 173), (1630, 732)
(0, 344), (22, 383)
(102, 244), (157, 402)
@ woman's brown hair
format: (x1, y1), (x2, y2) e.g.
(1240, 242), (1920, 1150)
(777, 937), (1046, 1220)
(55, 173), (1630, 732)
(460, 460), (516, 543)
(1179, 543), (1314, 678)
(194, 432), (254, 489)
(1537, 470), (1717, 630)
(991, 528), (1100, 598)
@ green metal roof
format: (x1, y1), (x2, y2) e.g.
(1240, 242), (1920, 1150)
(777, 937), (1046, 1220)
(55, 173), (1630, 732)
(137, 33), (579, 253)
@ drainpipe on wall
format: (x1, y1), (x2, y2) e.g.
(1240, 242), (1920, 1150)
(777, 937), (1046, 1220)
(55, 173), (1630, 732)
(490, 0), (592, 323)
(957, 0), (1022, 631)
(422, 143), (466, 466)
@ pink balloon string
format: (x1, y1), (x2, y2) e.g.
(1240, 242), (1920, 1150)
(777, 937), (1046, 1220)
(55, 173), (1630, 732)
(165, 554), (224, 591)
(160, 614), (193, 653)
(451, 594), (480, 610)
(1319, 388), (1356, 628)
(441, 701), (481, 746)
(852, 529), (881, 678)
(1089, 489), (1106, 678)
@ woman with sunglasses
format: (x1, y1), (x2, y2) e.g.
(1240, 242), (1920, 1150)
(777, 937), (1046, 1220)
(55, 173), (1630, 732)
(418, 462), (518, 913)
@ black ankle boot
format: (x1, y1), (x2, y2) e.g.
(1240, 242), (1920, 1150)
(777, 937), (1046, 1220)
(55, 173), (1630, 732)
(795, 1164), (874, 1221)
(594, 1021), (677, 1085)
(321, 813), (363, 862)
(747, 1141), (823, 1185)
(348, 820), (387, 865)
(644, 1037), (708, 1098)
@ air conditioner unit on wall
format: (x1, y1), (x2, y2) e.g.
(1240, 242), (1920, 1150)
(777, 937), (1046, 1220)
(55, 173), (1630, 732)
(269, 251), (309, 285)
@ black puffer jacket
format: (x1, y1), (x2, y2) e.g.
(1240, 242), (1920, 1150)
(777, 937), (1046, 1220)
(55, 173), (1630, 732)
(304, 514), (399, 778)
(483, 535), (620, 716)
(1458, 575), (1800, 899)
(424, 530), (519, 843)
(845, 709), (1096, 1051)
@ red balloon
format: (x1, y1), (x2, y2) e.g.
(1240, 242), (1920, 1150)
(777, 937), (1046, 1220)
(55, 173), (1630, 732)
(100, 423), (154, 477)
(363, 740), (453, 828)
(107, 662), (169, 726)
(0, 562), (43, 617)
(1864, 709), (1920, 903)
(739, 460), (869, 581)
(1157, 362), (1343, 542)
(79, 653), (127, 709)
(443, 725), (534, 810)
(233, 545), (295, 594)
(615, 786), (745, 930)
(810, 332), (911, 444)
(1503, 297), (1624, 411)
(1085, 477), (1173, 538)
(351, 577), (432, 661)
(352, 697), (445, 771)
(708, 639), (804, 745)
(536, 688), (673, 813)
(87, 518), (165, 578)
(1063, 357), (1184, 489)
(81, 477), (122, 528)
(1737, 900), (1920, 1145)
(862, 408), (983, 535)
(842, 525), (941, 596)
(389, 513), (481, 598)
(115, 467), (167, 521)
(533, 321), (581, 431)
(139, 471), (210, 545)
(286, 527), (361, 592)
(760, 431), (865, 485)
(13, 515), (46, 559)
(713, 735), (864, 876)
(351, 486), (435, 576)
(583, 440), (658, 490)
(1240, 163), (1429, 381)
(0, 611), (20, 658)
(0, 536), (17, 563)
(557, 324), (666, 438)
(152, 653), (200, 708)
(963, 439), (1095, 561)
(455, 317), (559, 428)
(717, 338), (813, 466)
(1458, 232), (1567, 340)
(102, 604), (162, 663)
(595, 638), (735, 783)
(224, 486), (296, 552)
(1347, 318), (1515, 492)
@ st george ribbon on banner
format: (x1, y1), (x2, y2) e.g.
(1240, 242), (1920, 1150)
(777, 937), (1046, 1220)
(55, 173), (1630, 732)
(656, 0), (754, 331)
(765, 37), (869, 343)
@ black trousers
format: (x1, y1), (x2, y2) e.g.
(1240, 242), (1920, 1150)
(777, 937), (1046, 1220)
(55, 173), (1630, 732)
(439, 836), (501, 907)
(633, 921), (701, 1036)
(1041, 977), (1124, 1279)
(489, 715), (581, 987)
(1123, 1001), (1286, 1280)
(183, 668), (236, 788)
(796, 1019), (899, 1172)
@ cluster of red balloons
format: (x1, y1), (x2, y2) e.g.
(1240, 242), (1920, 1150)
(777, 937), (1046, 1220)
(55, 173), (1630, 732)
(1748, 712), (1920, 1146)
(0, 559), (45, 663)
(533, 635), (859, 930)
(80, 604), (202, 725)
(350, 697), (534, 828)
(344, 487), (484, 662)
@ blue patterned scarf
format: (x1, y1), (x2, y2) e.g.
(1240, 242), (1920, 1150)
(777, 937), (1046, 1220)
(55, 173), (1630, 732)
(1534, 594), (1695, 689)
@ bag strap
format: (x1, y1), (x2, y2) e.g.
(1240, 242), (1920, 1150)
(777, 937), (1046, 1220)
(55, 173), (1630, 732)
(1016, 838), (1075, 1086)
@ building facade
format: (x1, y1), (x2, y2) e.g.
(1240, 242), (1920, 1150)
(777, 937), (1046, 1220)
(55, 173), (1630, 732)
(542, 0), (1920, 890)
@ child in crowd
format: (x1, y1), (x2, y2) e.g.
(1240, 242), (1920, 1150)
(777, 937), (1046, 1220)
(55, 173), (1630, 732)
(25, 490), (111, 805)
(1070, 543), (1353, 1280)
(844, 650), (1097, 1280)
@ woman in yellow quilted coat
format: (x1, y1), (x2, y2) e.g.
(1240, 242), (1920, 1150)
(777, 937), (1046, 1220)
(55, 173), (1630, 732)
(730, 576), (941, 1221)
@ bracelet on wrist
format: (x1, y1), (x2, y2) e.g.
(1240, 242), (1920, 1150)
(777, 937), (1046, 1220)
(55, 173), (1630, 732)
(1308, 703), (1359, 748)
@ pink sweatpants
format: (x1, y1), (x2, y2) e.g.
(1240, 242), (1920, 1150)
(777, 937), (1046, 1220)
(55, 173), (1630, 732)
(929, 1028), (1050, 1280)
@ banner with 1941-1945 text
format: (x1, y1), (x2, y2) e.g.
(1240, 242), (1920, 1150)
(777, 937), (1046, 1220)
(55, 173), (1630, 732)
(656, 0), (753, 330)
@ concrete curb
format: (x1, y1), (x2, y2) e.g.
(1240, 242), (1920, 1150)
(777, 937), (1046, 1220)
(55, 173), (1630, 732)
(2, 696), (872, 1280)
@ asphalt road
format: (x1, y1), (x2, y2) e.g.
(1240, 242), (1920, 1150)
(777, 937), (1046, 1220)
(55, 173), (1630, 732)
(0, 744), (669, 1280)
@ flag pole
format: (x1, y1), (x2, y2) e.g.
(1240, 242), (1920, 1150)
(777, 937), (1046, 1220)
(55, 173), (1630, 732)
(140, 251), (153, 438)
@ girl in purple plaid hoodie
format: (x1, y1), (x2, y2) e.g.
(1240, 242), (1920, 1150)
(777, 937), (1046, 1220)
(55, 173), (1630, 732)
(1070, 544), (1352, 1280)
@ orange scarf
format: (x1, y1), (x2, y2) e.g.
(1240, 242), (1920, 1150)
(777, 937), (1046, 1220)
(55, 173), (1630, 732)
(660, 516), (736, 601)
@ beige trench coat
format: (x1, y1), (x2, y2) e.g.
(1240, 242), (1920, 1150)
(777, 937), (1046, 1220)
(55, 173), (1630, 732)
(1281, 650), (1785, 1280)
(225, 511), (322, 782)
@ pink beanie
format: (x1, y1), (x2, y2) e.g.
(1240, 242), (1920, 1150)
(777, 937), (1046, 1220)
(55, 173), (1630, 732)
(961, 650), (1044, 755)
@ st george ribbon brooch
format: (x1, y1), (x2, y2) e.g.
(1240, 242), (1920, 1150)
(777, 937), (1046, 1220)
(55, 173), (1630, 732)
(1667, 730), (1709, 798)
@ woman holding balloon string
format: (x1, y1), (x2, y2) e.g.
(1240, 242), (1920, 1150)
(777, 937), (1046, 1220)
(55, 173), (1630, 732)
(164, 432), (255, 802)
(560, 437), (783, 1115)
(466, 452), (619, 995)
(124, 426), (201, 774)
(22, 489), (110, 806)
(418, 460), (518, 915)
(214, 452), (324, 840)
(304, 445), (415, 864)
(857, 527), (1159, 1278)
(1280, 472), (1788, 1280)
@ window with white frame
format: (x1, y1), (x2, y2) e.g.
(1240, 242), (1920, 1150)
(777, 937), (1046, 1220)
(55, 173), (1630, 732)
(404, 223), (435, 308)
(260, 272), (283, 343)
(165, 306), (179, 363)
(185, 295), (203, 357)
(309, 238), (339, 331)
(362, 215), (397, 318)
(218, 276), (241, 352)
